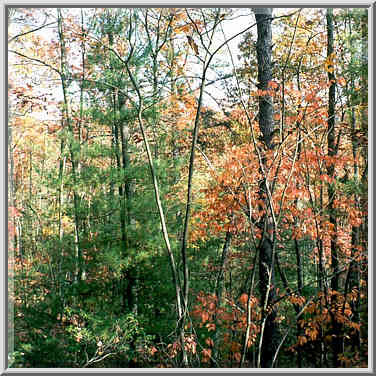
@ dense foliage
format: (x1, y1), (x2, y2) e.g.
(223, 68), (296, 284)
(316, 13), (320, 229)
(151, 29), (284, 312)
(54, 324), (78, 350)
(8, 7), (368, 368)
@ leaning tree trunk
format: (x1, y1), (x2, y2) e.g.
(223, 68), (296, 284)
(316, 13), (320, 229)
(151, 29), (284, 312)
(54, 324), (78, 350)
(253, 8), (280, 368)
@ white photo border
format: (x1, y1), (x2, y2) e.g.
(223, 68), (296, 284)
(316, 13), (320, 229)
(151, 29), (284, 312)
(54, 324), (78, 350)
(1, 2), (374, 374)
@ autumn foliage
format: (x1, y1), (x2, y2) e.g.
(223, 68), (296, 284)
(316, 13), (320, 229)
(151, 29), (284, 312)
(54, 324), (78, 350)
(8, 7), (368, 368)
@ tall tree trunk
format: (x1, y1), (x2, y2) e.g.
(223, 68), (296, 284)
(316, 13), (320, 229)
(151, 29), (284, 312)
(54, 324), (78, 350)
(57, 9), (83, 284)
(326, 8), (338, 294)
(326, 8), (342, 367)
(342, 12), (360, 352)
(253, 8), (280, 368)
(57, 138), (66, 303)
(118, 93), (137, 314)
(112, 92), (131, 313)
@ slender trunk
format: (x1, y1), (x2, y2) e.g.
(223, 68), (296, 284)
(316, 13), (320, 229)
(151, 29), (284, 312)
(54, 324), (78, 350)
(28, 151), (32, 204)
(118, 93), (137, 314)
(180, 64), (209, 308)
(113, 94), (129, 312)
(168, 38), (180, 187)
(327, 8), (339, 294)
(125, 49), (186, 363)
(294, 134), (303, 367)
(57, 9), (83, 283)
(343, 14), (361, 347)
(135, 101), (186, 363)
(57, 138), (66, 301)
(326, 9), (342, 367)
(253, 8), (280, 368)
(240, 248), (259, 367)
(212, 231), (231, 365)
(152, 62), (159, 160)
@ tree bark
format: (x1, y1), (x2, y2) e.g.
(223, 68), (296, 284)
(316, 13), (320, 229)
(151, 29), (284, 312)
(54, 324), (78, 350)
(253, 8), (281, 368)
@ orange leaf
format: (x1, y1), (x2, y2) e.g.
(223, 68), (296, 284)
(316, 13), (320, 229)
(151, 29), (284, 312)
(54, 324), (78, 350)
(239, 293), (248, 306)
(268, 80), (279, 89)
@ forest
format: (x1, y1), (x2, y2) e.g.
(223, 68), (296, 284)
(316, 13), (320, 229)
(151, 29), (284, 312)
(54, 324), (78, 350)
(7, 7), (368, 368)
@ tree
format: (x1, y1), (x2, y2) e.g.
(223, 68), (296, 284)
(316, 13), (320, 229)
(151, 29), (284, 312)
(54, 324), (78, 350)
(252, 8), (281, 368)
(8, 7), (368, 369)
